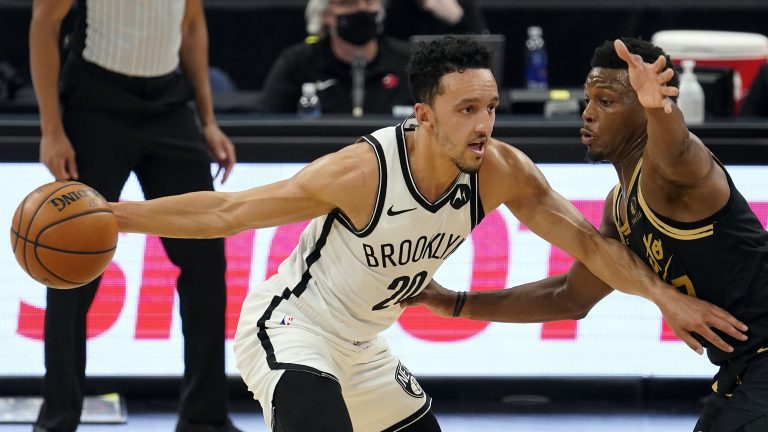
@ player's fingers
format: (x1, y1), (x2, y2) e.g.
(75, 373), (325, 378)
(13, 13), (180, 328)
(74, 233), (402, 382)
(710, 318), (749, 342)
(709, 305), (749, 332)
(677, 331), (705, 355)
(658, 67), (675, 84)
(613, 39), (633, 63)
(705, 307), (748, 340)
(400, 297), (430, 309)
(697, 326), (734, 353)
(662, 86), (679, 98)
(662, 97), (674, 114)
(653, 55), (667, 72)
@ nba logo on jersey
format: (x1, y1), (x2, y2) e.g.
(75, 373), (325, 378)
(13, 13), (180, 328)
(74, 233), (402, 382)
(395, 361), (424, 398)
(280, 315), (294, 326)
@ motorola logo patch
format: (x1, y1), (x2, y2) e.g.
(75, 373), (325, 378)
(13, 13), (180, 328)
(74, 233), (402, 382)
(451, 184), (471, 209)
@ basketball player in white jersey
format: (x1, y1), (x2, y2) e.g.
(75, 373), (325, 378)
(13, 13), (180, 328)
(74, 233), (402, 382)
(111, 36), (747, 431)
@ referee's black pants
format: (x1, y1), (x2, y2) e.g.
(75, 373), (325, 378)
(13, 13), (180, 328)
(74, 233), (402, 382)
(36, 62), (229, 432)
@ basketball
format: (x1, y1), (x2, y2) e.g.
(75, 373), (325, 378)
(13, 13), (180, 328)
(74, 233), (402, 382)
(10, 181), (118, 289)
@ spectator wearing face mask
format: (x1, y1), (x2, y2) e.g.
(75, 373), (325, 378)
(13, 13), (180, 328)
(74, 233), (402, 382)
(255, 0), (412, 115)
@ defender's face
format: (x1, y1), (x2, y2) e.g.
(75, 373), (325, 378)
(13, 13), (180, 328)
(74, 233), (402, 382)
(581, 68), (647, 162)
(429, 69), (498, 173)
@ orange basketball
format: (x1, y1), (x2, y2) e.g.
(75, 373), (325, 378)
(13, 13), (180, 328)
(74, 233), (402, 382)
(10, 181), (118, 289)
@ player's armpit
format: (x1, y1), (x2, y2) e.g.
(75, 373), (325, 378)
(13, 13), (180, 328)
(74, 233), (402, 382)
(295, 142), (380, 230)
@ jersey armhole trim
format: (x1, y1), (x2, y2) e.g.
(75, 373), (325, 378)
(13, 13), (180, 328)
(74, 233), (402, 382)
(334, 134), (387, 238)
(470, 172), (484, 228)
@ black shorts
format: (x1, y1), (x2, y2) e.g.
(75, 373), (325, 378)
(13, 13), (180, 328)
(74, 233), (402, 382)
(695, 355), (768, 432)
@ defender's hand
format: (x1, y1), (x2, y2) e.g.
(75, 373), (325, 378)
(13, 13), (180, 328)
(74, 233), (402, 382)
(614, 39), (680, 113)
(657, 290), (748, 355)
(401, 279), (457, 317)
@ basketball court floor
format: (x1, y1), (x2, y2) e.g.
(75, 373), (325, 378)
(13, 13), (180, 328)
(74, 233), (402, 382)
(0, 399), (701, 431)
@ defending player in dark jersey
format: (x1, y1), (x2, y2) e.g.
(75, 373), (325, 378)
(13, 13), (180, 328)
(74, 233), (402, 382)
(407, 38), (768, 432)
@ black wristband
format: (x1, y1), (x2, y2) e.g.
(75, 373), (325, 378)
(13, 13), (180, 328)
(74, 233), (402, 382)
(452, 291), (467, 317)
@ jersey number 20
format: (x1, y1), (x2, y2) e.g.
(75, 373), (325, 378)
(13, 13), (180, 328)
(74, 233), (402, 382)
(372, 271), (428, 311)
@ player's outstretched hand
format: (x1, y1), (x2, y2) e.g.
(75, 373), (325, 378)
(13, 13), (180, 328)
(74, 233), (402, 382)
(614, 39), (680, 113)
(401, 279), (457, 317)
(658, 290), (749, 355)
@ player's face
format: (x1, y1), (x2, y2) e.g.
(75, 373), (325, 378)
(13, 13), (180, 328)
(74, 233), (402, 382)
(430, 69), (498, 173)
(581, 68), (648, 162)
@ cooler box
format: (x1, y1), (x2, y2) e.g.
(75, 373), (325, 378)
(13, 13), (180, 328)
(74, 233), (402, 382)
(651, 30), (768, 110)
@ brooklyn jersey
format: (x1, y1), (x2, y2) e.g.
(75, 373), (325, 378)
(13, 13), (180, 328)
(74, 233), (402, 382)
(258, 120), (484, 342)
(613, 158), (768, 365)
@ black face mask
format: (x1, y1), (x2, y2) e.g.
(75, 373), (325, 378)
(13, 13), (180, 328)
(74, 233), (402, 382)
(335, 11), (378, 46)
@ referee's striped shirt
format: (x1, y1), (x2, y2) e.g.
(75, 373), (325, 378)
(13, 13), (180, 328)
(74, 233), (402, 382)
(74, 0), (186, 77)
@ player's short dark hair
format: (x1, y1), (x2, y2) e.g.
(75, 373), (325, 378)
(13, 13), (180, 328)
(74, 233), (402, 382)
(407, 35), (494, 105)
(591, 37), (680, 96)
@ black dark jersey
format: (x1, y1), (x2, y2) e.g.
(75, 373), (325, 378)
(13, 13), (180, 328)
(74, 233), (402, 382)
(613, 159), (768, 365)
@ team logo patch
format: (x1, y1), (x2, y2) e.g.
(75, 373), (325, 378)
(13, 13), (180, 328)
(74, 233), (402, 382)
(450, 184), (471, 209)
(395, 361), (424, 398)
(280, 315), (294, 326)
(382, 73), (400, 90)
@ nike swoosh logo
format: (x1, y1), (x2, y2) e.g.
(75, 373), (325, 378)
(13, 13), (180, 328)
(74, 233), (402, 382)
(758, 346), (768, 354)
(387, 205), (416, 216)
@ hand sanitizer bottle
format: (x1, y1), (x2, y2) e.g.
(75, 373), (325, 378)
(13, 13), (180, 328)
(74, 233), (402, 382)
(677, 60), (705, 125)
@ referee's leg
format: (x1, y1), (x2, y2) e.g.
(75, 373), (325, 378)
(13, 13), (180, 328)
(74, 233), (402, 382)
(135, 105), (230, 425)
(36, 108), (137, 432)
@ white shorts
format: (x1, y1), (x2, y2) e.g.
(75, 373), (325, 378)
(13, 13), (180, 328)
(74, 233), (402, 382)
(234, 287), (431, 431)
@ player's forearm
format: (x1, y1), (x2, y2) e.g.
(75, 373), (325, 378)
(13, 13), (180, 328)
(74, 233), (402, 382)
(462, 275), (589, 322)
(582, 234), (671, 305)
(645, 107), (694, 165)
(112, 191), (240, 239)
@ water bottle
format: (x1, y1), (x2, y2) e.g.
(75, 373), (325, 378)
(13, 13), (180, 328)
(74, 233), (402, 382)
(677, 60), (705, 125)
(297, 82), (321, 118)
(524, 26), (548, 90)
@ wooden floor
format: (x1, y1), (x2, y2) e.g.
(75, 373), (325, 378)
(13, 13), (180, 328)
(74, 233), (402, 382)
(0, 400), (701, 432)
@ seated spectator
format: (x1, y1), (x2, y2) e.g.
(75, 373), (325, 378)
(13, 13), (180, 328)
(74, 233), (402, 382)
(383, 0), (487, 41)
(256, 0), (412, 115)
(740, 63), (768, 117)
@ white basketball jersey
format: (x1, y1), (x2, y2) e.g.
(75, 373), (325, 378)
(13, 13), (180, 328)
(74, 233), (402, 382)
(260, 120), (484, 342)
